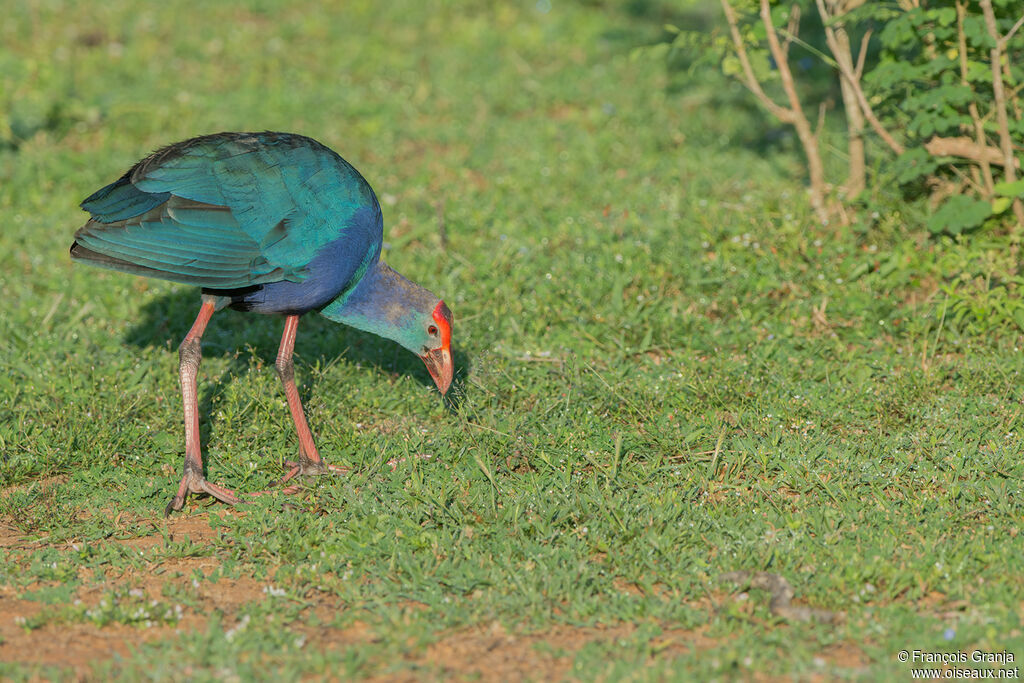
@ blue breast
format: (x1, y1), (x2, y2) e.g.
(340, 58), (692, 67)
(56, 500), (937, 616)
(210, 205), (382, 314)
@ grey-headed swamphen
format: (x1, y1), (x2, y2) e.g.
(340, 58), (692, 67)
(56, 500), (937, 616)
(70, 132), (453, 515)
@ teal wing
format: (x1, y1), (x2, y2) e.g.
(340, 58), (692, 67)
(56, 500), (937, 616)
(71, 132), (382, 289)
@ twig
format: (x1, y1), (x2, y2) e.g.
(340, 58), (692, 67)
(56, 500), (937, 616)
(924, 136), (1017, 168)
(720, 0), (794, 123)
(854, 29), (871, 80)
(945, 162), (984, 196)
(708, 427), (726, 477)
(956, 1), (995, 197)
(815, 101), (828, 139)
(815, 0), (905, 155)
(759, 0), (829, 222)
(1000, 13), (1024, 48)
(783, 4), (801, 58)
(777, 27), (837, 68)
(980, 0), (1024, 226)
(833, 22), (865, 196)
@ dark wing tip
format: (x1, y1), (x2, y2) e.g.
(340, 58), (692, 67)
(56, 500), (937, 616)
(69, 240), (126, 269)
(79, 172), (131, 212)
(70, 239), (126, 268)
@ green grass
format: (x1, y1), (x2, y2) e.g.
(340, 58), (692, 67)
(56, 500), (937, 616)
(2, 0), (1023, 680)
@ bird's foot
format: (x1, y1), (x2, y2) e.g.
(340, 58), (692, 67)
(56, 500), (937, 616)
(164, 459), (348, 515)
(165, 468), (242, 517)
(273, 456), (349, 488)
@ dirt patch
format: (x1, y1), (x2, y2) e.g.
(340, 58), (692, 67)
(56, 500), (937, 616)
(0, 515), (870, 679)
(0, 512), (266, 676)
(0, 552), (267, 677)
(399, 621), (715, 682)
(0, 595), (208, 674)
(379, 620), (868, 681)
(110, 510), (228, 550)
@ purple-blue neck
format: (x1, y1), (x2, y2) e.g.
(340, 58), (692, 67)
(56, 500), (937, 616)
(320, 258), (439, 353)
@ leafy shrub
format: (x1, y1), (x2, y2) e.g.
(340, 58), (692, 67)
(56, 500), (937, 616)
(645, 0), (1024, 234)
(863, 0), (1024, 234)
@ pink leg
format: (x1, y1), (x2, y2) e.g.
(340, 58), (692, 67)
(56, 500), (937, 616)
(165, 300), (243, 516)
(273, 315), (348, 486)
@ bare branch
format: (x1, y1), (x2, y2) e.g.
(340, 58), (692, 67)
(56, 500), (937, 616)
(1003, 57), (1023, 122)
(854, 29), (872, 80)
(956, 1), (995, 197)
(760, 0), (829, 222)
(834, 25), (866, 196)
(761, 0), (805, 117)
(1011, 81), (1024, 106)
(945, 162), (984, 196)
(783, 4), (801, 58)
(925, 136), (1019, 168)
(815, 0), (905, 155)
(720, 0), (795, 123)
(980, 0), (1024, 226)
(1000, 13), (1024, 49)
(832, 0), (867, 15)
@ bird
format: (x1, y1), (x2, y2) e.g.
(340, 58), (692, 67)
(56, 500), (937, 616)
(70, 131), (453, 516)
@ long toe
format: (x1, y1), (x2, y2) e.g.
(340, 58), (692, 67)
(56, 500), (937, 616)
(164, 495), (186, 517)
(198, 478), (243, 506)
(165, 470), (244, 516)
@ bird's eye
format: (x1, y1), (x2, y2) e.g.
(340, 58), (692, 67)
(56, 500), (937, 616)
(428, 325), (438, 336)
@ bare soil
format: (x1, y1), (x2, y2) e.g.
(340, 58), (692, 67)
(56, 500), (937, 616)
(0, 514), (868, 680)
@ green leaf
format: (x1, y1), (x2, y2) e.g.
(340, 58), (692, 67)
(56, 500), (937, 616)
(721, 54), (742, 78)
(993, 178), (1024, 197)
(746, 47), (776, 83)
(926, 195), (993, 235)
(631, 42), (670, 62)
(962, 16), (993, 49)
(926, 7), (956, 27)
(966, 60), (991, 83)
(893, 148), (939, 185)
(992, 197), (1012, 214)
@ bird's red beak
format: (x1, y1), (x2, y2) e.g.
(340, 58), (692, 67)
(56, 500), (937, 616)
(421, 301), (453, 395)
